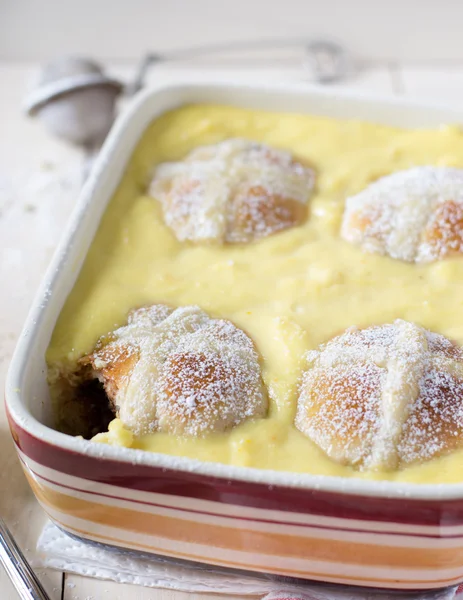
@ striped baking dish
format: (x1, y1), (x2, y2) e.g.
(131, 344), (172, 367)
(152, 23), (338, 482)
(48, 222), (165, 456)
(7, 79), (463, 592)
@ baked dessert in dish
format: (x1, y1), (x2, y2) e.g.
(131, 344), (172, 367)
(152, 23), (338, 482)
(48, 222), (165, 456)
(46, 104), (463, 484)
(23, 96), (463, 595)
(295, 319), (463, 471)
(341, 166), (463, 263)
(79, 304), (268, 436)
(148, 138), (315, 244)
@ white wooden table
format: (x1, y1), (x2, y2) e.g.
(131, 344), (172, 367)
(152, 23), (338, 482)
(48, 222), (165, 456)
(2, 58), (463, 599)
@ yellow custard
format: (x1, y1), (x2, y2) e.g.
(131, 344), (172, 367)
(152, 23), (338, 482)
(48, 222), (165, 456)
(47, 104), (463, 484)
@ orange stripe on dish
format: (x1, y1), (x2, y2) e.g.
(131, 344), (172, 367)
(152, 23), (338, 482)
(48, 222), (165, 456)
(24, 471), (463, 588)
(43, 514), (463, 589)
(24, 471), (463, 572)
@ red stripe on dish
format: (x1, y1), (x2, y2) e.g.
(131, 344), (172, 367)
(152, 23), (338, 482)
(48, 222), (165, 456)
(8, 410), (463, 528)
(25, 459), (463, 540)
(264, 593), (317, 600)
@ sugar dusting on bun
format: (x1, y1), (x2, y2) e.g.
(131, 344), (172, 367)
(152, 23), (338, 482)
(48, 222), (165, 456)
(342, 166), (463, 263)
(149, 139), (315, 244)
(80, 304), (268, 436)
(296, 319), (463, 470)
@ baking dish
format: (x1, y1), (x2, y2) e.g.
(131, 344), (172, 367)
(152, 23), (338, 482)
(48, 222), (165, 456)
(7, 79), (463, 592)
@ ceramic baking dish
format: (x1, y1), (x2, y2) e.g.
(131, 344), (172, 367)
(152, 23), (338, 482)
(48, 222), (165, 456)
(7, 79), (463, 592)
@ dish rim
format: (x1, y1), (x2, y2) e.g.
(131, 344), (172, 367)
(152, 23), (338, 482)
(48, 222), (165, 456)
(7, 77), (463, 502)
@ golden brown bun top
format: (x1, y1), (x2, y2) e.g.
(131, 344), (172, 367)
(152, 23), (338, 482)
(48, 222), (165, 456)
(341, 166), (463, 263)
(295, 319), (463, 471)
(149, 139), (315, 244)
(81, 304), (267, 436)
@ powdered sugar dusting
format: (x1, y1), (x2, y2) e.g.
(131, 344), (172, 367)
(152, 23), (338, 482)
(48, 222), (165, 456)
(296, 319), (463, 471)
(149, 139), (315, 243)
(341, 166), (463, 263)
(400, 368), (463, 464)
(83, 305), (267, 436)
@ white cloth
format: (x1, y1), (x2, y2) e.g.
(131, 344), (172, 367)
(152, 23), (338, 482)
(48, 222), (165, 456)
(34, 522), (459, 599)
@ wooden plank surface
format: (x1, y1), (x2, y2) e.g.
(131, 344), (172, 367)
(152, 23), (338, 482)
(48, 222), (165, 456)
(0, 62), (82, 600)
(63, 575), (232, 600)
(0, 59), (457, 599)
(4, 0), (463, 62)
